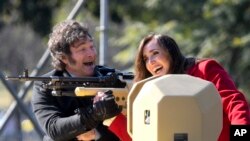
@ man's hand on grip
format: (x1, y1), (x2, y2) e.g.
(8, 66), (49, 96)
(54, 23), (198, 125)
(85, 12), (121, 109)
(93, 90), (121, 120)
(76, 90), (121, 129)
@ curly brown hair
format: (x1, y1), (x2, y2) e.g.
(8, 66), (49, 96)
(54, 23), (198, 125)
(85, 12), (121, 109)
(48, 20), (92, 70)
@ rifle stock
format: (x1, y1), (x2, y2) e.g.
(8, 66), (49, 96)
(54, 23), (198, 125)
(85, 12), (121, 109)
(75, 87), (130, 96)
(75, 81), (133, 115)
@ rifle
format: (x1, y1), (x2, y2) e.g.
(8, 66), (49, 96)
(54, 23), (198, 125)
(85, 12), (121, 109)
(5, 69), (134, 115)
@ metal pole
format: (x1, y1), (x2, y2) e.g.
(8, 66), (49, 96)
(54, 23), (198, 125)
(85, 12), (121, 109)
(0, 72), (44, 138)
(99, 0), (109, 65)
(0, 0), (86, 137)
(67, 0), (85, 20)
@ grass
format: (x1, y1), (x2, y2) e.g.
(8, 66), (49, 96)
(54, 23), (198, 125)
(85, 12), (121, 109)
(0, 83), (32, 109)
(0, 86), (13, 109)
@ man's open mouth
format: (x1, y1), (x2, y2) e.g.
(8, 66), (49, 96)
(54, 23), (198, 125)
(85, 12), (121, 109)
(83, 62), (94, 66)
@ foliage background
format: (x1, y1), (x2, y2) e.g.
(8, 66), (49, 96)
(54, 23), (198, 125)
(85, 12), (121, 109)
(0, 0), (250, 140)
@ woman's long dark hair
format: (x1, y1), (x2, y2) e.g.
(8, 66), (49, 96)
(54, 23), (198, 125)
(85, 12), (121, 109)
(134, 33), (195, 82)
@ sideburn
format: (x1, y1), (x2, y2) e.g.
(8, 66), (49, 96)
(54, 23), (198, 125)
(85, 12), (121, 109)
(60, 54), (76, 66)
(68, 55), (76, 65)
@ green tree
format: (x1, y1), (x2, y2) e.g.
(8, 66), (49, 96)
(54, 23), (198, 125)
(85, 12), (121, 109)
(0, 0), (62, 36)
(1, 0), (249, 100)
(95, 0), (250, 100)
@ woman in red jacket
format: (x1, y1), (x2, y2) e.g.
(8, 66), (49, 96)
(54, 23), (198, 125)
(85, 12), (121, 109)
(133, 33), (250, 141)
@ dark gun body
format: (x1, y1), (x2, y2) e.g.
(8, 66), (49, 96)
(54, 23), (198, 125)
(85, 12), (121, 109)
(6, 69), (134, 115)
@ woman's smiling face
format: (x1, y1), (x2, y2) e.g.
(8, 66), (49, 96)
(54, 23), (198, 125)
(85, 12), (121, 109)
(142, 37), (172, 76)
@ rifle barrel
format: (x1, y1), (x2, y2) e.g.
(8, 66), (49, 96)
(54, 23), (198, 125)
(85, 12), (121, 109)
(5, 75), (116, 82)
(5, 76), (51, 81)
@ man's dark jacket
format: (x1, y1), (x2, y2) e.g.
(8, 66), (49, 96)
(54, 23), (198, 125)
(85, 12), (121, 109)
(32, 66), (119, 141)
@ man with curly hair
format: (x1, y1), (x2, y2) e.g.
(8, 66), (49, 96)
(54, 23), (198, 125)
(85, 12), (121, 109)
(32, 20), (131, 141)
